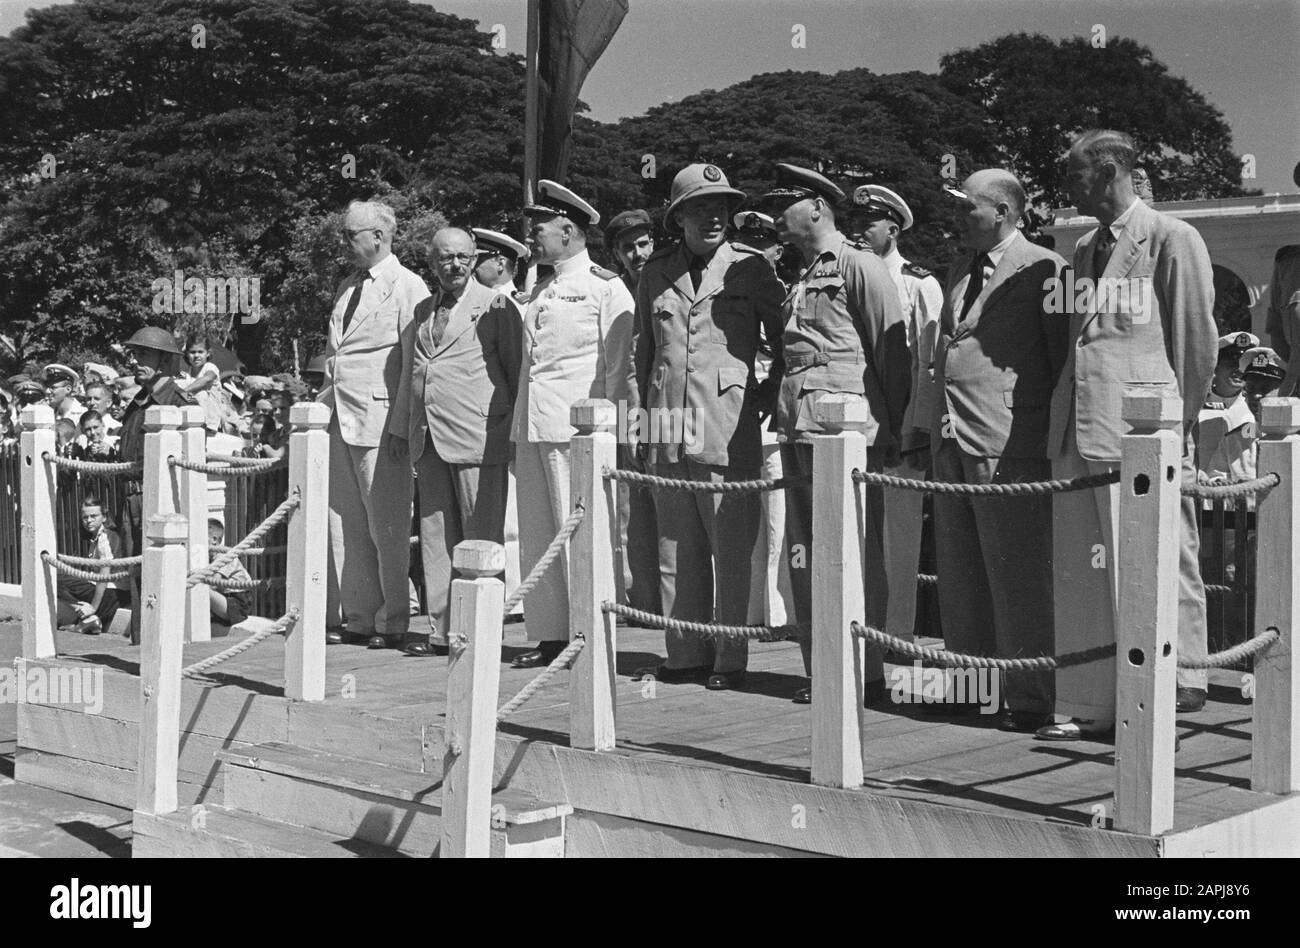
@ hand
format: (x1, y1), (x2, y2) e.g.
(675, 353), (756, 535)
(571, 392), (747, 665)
(903, 446), (930, 473)
(74, 601), (95, 620)
(388, 433), (408, 462)
(881, 445), (901, 470)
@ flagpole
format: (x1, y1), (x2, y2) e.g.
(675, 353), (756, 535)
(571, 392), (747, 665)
(524, 0), (539, 206)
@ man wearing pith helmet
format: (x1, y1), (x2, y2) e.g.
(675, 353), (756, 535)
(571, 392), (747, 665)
(848, 184), (944, 647)
(511, 179), (635, 669)
(628, 162), (786, 692)
(766, 163), (910, 705)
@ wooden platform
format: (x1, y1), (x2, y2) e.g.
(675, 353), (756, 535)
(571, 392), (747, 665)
(13, 620), (1300, 857)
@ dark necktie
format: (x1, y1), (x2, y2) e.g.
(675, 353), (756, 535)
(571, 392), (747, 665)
(1093, 226), (1116, 276)
(958, 252), (990, 322)
(688, 254), (708, 293)
(428, 290), (458, 348)
(341, 272), (367, 334)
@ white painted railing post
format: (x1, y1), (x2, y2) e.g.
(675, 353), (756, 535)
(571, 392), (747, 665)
(1252, 397), (1300, 793)
(285, 401), (331, 702)
(441, 540), (506, 859)
(810, 394), (867, 789)
(20, 405), (57, 659)
(1114, 392), (1181, 835)
(142, 405), (184, 524)
(568, 399), (618, 751)
(135, 513), (189, 817)
(179, 405), (210, 644)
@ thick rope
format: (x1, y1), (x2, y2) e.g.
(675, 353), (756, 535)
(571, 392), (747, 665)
(210, 544), (286, 557)
(207, 452), (285, 466)
(1179, 627), (1280, 669)
(53, 552), (143, 569)
(852, 468), (1120, 495)
(207, 575), (286, 592)
(917, 573), (938, 588)
(501, 505), (585, 615)
(187, 494), (298, 587)
(168, 454), (287, 477)
(497, 637), (587, 720)
(182, 609), (299, 677)
(604, 467), (810, 493)
(40, 552), (135, 582)
(1204, 583), (1233, 597)
(1180, 474), (1280, 501)
(42, 452), (142, 476)
(605, 602), (802, 641)
(851, 621), (1116, 670)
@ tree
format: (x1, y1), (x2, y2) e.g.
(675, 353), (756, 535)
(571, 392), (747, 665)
(939, 33), (1255, 210)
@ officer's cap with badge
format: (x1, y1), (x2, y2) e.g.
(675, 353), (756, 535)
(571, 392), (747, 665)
(1240, 347), (1287, 386)
(732, 210), (777, 237)
(663, 164), (747, 234)
(42, 363), (80, 387)
(472, 227), (529, 263)
(763, 163), (846, 209)
(851, 184), (914, 231)
(605, 209), (653, 247)
(524, 179), (600, 229)
(1217, 331), (1259, 361)
(12, 376), (46, 401)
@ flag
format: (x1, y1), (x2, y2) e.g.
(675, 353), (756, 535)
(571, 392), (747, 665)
(535, 0), (629, 182)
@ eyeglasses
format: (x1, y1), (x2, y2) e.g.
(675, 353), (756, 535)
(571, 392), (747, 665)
(434, 253), (475, 265)
(342, 228), (379, 240)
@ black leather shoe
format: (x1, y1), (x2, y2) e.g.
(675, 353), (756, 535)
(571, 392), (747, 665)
(403, 634), (434, 656)
(705, 670), (746, 691)
(512, 642), (566, 669)
(998, 710), (1054, 733)
(792, 685), (811, 704)
(1176, 686), (1207, 713)
(635, 663), (710, 684)
(1035, 718), (1115, 742)
(368, 634), (403, 650)
(325, 629), (345, 645)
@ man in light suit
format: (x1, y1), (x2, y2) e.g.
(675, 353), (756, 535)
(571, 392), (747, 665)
(511, 180), (635, 668)
(1040, 130), (1217, 740)
(320, 199), (427, 651)
(930, 169), (1068, 730)
(628, 164), (786, 691)
(392, 228), (522, 656)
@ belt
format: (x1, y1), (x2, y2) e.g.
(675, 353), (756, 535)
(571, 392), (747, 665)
(785, 352), (832, 371)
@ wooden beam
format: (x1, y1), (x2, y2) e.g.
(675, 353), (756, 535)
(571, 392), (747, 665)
(1114, 391), (1181, 834)
(179, 405), (210, 644)
(441, 541), (506, 858)
(19, 405), (56, 659)
(568, 399), (618, 751)
(285, 402), (331, 702)
(811, 394), (867, 788)
(524, 0), (540, 205)
(1252, 397), (1300, 793)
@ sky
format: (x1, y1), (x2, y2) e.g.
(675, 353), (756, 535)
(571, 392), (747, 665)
(2, 0), (1296, 193)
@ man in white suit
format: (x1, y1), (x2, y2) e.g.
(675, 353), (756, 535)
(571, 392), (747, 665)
(320, 199), (427, 651)
(393, 228), (522, 656)
(1039, 130), (1217, 740)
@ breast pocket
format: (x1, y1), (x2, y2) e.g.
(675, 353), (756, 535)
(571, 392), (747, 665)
(801, 277), (846, 328)
(371, 386), (391, 405)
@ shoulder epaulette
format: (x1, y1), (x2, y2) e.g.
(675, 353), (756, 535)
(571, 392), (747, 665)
(590, 264), (618, 281)
(730, 240), (764, 256)
(512, 290), (531, 305)
(903, 262), (933, 278)
(1275, 245), (1300, 262)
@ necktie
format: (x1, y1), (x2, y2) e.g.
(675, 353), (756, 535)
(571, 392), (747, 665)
(688, 254), (708, 293)
(428, 290), (457, 348)
(341, 272), (367, 334)
(958, 253), (989, 322)
(1093, 226), (1116, 276)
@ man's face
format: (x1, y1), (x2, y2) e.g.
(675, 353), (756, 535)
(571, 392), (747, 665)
(1066, 149), (1108, 216)
(675, 196), (729, 255)
(85, 387), (111, 413)
(615, 230), (654, 275)
(341, 209), (385, 268)
(46, 379), (71, 403)
(127, 347), (169, 386)
(81, 416), (105, 444)
(526, 214), (570, 265)
(81, 504), (104, 535)
(1212, 356), (1245, 397)
(431, 231), (476, 295)
(773, 196), (814, 245)
(474, 253), (504, 286)
(849, 215), (895, 256)
(208, 521), (224, 547)
(953, 182), (1002, 252)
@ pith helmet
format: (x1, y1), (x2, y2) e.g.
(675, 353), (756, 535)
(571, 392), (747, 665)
(664, 163), (747, 234)
(123, 326), (182, 356)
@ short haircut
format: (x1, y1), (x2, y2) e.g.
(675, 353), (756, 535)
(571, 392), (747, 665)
(79, 409), (103, 428)
(55, 418), (76, 435)
(84, 382), (109, 398)
(1074, 129), (1137, 174)
(185, 333), (211, 351)
(81, 493), (105, 511)
(347, 199), (398, 235)
(987, 176), (1026, 218)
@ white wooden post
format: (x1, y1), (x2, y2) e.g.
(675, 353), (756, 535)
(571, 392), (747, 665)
(135, 513), (189, 817)
(1114, 392), (1181, 835)
(142, 405), (184, 523)
(285, 402), (331, 702)
(1252, 397), (1300, 793)
(441, 540), (506, 859)
(179, 405), (210, 644)
(810, 394), (867, 789)
(568, 399), (618, 751)
(19, 405), (57, 659)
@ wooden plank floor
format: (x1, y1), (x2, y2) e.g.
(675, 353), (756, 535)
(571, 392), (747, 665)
(40, 618), (1270, 834)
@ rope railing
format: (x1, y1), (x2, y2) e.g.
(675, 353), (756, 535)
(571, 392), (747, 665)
(1178, 627), (1281, 669)
(851, 620), (1116, 670)
(210, 544), (286, 557)
(851, 468), (1121, 496)
(604, 602), (802, 642)
(207, 575), (286, 592)
(40, 552), (137, 583)
(206, 452), (284, 466)
(501, 504), (585, 615)
(497, 636), (587, 720)
(181, 608), (299, 677)
(604, 467), (810, 493)
(917, 573), (938, 588)
(51, 552), (143, 569)
(1180, 473), (1280, 501)
(42, 452), (143, 476)
(168, 454), (287, 477)
(187, 494), (299, 588)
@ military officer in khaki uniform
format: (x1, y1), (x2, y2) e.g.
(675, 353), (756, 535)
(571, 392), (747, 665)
(628, 164), (786, 691)
(846, 185), (943, 643)
(766, 164), (911, 704)
(511, 181), (635, 668)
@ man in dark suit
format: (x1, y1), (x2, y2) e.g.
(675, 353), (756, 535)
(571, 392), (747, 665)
(1041, 129), (1217, 739)
(392, 227), (522, 655)
(930, 169), (1069, 730)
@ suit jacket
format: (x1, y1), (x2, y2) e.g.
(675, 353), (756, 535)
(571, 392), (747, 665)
(630, 241), (785, 468)
(930, 232), (1069, 459)
(511, 249), (634, 444)
(1047, 199), (1217, 463)
(317, 253), (429, 448)
(392, 278), (522, 466)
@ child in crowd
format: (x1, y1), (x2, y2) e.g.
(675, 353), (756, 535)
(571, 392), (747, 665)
(207, 513), (254, 635)
(1196, 332), (1259, 486)
(76, 409), (119, 460)
(54, 417), (78, 456)
(56, 495), (127, 635)
(179, 334), (225, 431)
